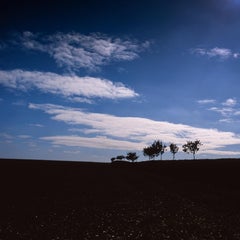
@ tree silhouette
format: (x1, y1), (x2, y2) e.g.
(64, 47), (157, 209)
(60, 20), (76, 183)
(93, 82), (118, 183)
(169, 143), (179, 160)
(182, 140), (202, 160)
(155, 141), (167, 160)
(111, 157), (115, 163)
(116, 155), (125, 161)
(143, 145), (156, 160)
(126, 152), (139, 163)
(143, 140), (167, 160)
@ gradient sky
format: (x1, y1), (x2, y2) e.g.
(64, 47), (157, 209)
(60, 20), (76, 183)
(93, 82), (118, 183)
(1, 0), (240, 161)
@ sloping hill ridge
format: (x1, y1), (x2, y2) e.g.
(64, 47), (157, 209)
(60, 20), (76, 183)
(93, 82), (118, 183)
(0, 158), (240, 239)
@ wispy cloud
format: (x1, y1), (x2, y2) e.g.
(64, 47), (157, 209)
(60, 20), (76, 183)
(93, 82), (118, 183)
(0, 69), (138, 100)
(17, 135), (31, 139)
(0, 42), (6, 50)
(30, 103), (240, 155)
(64, 150), (81, 154)
(192, 47), (239, 60)
(12, 100), (27, 106)
(19, 31), (150, 72)
(208, 98), (240, 122)
(209, 107), (234, 117)
(0, 133), (14, 139)
(29, 123), (44, 128)
(197, 99), (216, 104)
(68, 97), (94, 104)
(0, 133), (14, 143)
(219, 118), (234, 123)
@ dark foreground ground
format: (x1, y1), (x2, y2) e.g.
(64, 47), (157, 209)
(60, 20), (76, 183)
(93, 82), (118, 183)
(0, 159), (240, 240)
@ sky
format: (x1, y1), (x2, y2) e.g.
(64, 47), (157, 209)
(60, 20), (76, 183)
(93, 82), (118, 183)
(1, 0), (240, 161)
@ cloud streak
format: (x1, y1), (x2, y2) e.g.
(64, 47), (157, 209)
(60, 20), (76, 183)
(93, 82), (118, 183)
(30, 103), (240, 155)
(197, 99), (216, 104)
(192, 47), (239, 60)
(0, 69), (138, 100)
(19, 31), (150, 72)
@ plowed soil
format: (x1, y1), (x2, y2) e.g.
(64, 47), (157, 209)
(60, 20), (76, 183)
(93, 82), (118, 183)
(0, 159), (240, 239)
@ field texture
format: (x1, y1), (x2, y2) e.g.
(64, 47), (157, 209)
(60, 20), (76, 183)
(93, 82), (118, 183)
(0, 159), (240, 239)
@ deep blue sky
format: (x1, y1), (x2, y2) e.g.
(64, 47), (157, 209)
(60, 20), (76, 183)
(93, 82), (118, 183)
(1, 0), (240, 161)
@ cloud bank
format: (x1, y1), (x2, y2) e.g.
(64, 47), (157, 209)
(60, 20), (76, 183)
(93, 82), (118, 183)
(0, 69), (138, 100)
(29, 103), (240, 155)
(19, 31), (150, 71)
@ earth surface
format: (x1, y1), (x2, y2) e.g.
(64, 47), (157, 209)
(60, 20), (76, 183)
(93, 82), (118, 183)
(0, 159), (240, 239)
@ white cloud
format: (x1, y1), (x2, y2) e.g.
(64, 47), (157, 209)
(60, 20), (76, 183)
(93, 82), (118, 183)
(208, 47), (232, 58)
(42, 135), (141, 151)
(192, 47), (239, 59)
(0, 69), (138, 100)
(222, 98), (237, 107)
(207, 98), (240, 122)
(30, 103), (240, 155)
(197, 99), (216, 104)
(19, 32), (150, 72)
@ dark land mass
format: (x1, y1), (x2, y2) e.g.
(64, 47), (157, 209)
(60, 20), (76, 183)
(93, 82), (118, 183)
(0, 158), (240, 239)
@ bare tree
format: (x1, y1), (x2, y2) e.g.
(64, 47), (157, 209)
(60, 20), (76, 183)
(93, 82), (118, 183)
(182, 140), (202, 160)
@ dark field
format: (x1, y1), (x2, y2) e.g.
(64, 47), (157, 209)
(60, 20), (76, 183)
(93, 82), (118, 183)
(0, 159), (240, 239)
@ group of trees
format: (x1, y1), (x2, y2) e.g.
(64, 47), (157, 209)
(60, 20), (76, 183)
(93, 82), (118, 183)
(111, 140), (202, 163)
(143, 140), (167, 160)
(111, 152), (139, 163)
(143, 140), (202, 160)
(182, 140), (202, 160)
